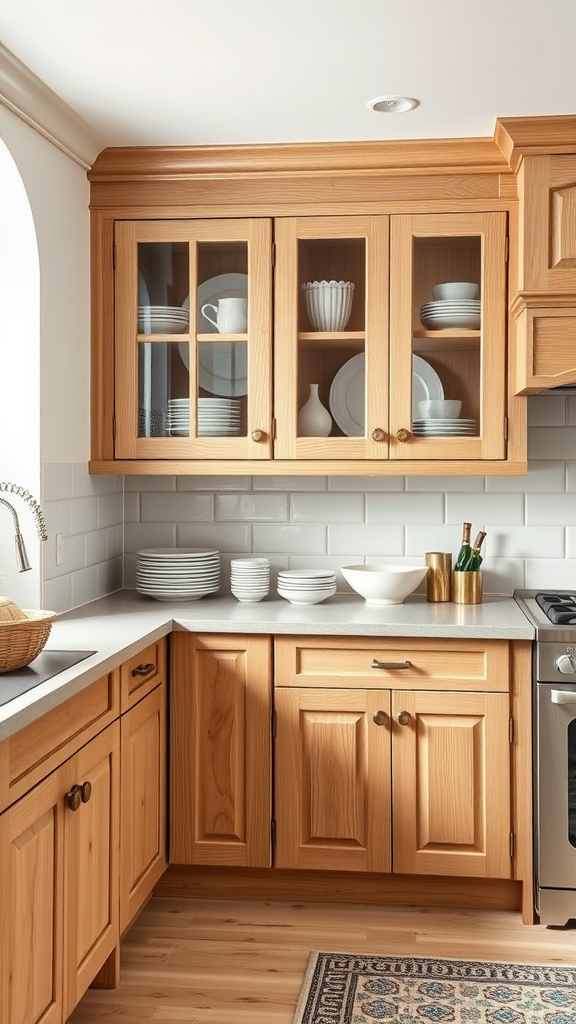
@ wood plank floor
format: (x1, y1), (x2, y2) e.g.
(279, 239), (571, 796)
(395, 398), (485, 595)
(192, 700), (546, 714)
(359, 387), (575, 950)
(66, 896), (576, 1023)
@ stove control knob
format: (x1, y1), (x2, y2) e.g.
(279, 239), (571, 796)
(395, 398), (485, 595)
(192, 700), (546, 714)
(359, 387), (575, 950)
(555, 654), (576, 675)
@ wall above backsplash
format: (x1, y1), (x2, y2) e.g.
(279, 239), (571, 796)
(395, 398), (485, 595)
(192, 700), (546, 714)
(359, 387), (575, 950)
(42, 396), (576, 612)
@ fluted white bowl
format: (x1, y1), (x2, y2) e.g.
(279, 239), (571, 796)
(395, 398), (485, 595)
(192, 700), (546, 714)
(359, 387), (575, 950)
(303, 280), (354, 331)
(340, 564), (428, 605)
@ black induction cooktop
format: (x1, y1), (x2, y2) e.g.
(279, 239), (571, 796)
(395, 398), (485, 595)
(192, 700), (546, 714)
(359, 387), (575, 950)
(0, 650), (96, 706)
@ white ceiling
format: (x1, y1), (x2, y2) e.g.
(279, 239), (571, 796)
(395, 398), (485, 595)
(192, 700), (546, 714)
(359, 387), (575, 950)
(0, 0), (575, 149)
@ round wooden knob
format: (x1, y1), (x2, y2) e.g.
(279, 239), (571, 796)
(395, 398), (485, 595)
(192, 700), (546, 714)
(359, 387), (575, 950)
(371, 428), (386, 442)
(81, 781), (92, 804)
(372, 710), (388, 726)
(396, 428), (411, 443)
(397, 710), (411, 726)
(66, 785), (82, 811)
(251, 429), (265, 443)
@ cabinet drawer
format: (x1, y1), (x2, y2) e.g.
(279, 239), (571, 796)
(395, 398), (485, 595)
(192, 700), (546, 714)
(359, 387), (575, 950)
(0, 672), (119, 811)
(120, 638), (166, 712)
(274, 636), (510, 692)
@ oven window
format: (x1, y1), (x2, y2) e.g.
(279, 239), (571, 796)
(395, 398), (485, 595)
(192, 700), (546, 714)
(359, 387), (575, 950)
(569, 720), (576, 848)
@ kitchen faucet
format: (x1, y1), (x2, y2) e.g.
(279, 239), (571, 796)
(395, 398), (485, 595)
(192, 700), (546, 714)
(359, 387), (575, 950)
(0, 481), (48, 572)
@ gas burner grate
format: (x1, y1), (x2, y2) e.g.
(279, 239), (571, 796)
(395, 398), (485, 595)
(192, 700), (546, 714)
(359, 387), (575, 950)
(536, 592), (576, 624)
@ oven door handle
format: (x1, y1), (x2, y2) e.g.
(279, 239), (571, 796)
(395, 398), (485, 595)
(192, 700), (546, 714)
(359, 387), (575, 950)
(551, 689), (576, 704)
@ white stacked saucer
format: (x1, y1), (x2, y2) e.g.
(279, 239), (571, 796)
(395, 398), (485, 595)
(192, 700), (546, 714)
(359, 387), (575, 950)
(420, 299), (481, 330)
(136, 547), (220, 601)
(230, 557), (270, 603)
(277, 569), (337, 605)
(412, 418), (476, 436)
(167, 397), (242, 437)
(138, 305), (189, 334)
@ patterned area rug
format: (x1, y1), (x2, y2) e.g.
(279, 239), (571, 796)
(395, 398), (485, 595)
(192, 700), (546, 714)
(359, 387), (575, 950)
(292, 952), (576, 1024)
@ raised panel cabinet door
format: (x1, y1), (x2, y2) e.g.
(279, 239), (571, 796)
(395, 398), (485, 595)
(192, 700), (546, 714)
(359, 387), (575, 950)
(170, 633), (272, 867)
(63, 722), (120, 1018)
(518, 155), (576, 293)
(120, 682), (167, 933)
(275, 687), (392, 872)
(0, 770), (64, 1024)
(391, 691), (511, 878)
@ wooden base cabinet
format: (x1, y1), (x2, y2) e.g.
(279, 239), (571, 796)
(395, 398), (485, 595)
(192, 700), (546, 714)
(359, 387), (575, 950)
(169, 633), (272, 867)
(274, 637), (513, 880)
(0, 721), (120, 1024)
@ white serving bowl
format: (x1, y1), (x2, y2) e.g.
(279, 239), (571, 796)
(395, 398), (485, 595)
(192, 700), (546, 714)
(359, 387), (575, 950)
(417, 399), (462, 419)
(303, 280), (354, 331)
(432, 282), (479, 301)
(340, 564), (428, 605)
(277, 586), (336, 605)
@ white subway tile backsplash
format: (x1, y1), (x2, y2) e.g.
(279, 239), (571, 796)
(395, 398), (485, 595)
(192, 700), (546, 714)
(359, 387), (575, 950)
(97, 492), (124, 529)
(43, 463), (73, 502)
(291, 492), (364, 523)
(525, 558), (576, 589)
(367, 492), (444, 523)
(329, 476), (404, 491)
(406, 525), (464, 558)
(43, 573), (72, 613)
(528, 396), (567, 426)
(178, 523), (250, 551)
(216, 493), (288, 522)
(124, 475), (177, 491)
(70, 496), (98, 535)
(526, 493), (576, 526)
(253, 476), (326, 491)
(486, 525), (564, 558)
(140, 491), (212, 523)
(328, 523), (404, 556)
(446, 493), (525, 525)
(85, 529), (108, 567)
(106, 525), (123, 559)
(124, 491), (140, 523)
(179, 475), (251, 491)
(71, 565), (100, 608)
(253, 524), (326, 554)
(486, 461), (566, 492)
(124, 522), (177, 553)
(528, 427), (576, 460)
(406, 476), (484, 492)
(480, 558), (525, 595)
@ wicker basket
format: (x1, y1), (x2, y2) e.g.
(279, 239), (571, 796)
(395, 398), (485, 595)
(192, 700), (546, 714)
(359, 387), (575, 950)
(0, 610), (58, 673)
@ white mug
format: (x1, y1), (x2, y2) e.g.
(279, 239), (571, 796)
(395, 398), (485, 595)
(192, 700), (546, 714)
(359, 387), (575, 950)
(201, 296), (247, 333)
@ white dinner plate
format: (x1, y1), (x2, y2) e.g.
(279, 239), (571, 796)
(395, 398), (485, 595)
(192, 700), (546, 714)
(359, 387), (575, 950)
(328, 353), (444, 437)
(179, 273), (249, 396)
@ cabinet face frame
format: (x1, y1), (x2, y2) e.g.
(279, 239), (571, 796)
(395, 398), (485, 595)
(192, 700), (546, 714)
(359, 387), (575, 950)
(114, 218), (273, 460)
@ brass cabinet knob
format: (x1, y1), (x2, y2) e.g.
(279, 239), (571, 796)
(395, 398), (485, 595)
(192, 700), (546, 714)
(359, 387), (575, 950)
(372, 710), (388, 726)
(251, 429), (265, 443)
(131, 662), (155, 678)
(397, 710), (411, 726)
(66, 785), (82, 811)
(371, 428), (386, 442)
(80, 781), (92, 804)
(396, 428), (411, 443)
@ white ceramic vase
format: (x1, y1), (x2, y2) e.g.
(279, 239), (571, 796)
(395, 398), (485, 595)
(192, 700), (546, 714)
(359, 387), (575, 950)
(297, 383), (332, 437)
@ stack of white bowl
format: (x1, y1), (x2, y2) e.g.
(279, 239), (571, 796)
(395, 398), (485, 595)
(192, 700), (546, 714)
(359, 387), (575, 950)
(167, 397), (242, 437)
(277, 569), (337, 605)
(136, 547), (220, 601)
(420, 281), (480, 330)
(302, 280), (355, 331)
(230, 557), (270, 602)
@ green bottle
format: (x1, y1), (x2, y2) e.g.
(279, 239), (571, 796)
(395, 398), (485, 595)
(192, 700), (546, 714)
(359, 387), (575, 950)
(454, 522), (472, 571)
(462, 530), (486, 572)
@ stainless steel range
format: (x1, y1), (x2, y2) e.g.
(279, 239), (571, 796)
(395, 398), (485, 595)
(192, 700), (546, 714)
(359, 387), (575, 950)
(515, 589), (576, 926)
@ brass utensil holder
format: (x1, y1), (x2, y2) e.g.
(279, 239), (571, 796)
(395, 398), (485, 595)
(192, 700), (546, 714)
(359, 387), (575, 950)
(425, 552), (452, 602)
(451, 570), (483, 604)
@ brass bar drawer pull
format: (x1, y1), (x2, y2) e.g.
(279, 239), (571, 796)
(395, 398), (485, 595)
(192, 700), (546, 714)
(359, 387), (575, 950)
(372, 710), (388, 726)
(132, 662), (156, 677)
(371, 659), (411, 670)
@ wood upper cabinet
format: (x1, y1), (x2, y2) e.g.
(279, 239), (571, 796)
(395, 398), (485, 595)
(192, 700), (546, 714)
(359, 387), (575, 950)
(113, 218), (273, 460)
(0, 721), (120, 1024)
(274, 637), (512, 880)
(169, 633), (272, 867)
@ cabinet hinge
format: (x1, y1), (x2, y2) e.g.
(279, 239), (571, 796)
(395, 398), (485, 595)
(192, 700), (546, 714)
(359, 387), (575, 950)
(271, 820), (276, 848)
(509, 832), (514, 859)
(112, 244), (117, 270)
(112, 416), (116, 440)
(509, 718), (514, 743)
(271, 241), (276, 266)
(504, 416), (508, 440)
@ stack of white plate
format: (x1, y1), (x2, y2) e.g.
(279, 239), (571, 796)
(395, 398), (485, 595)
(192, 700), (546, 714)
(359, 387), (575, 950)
(420, 300), (481, 330)
(412, 418), (476, 436)
(277, 569), (337, 605)
(138, 305), (189, 334)
(230, 557), (270, 603)
(136, 547), (220, 601)
(166, 398), (242, 436)
(303, 280), (355, 331)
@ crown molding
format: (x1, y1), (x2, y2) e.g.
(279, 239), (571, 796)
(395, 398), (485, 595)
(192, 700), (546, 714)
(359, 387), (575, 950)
(0, 42), (106, 169)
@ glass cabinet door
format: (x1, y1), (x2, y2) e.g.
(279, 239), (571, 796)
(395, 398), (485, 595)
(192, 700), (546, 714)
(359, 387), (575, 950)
(389, 212), (507, 461)
(274, 216), (390, 461)
(114, 219), (272, 460)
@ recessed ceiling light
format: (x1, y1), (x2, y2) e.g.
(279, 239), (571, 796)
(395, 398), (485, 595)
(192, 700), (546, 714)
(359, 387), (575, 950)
(367, 96), (419, 114)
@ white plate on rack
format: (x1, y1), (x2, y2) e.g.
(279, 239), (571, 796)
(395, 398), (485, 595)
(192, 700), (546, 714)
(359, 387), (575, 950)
(328, 353), (444, 437)
(179, 273), (249, 396)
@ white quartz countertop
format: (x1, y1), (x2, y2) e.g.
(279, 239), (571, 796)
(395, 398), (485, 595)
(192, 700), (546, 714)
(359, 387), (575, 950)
(0, 589), (534, 740)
